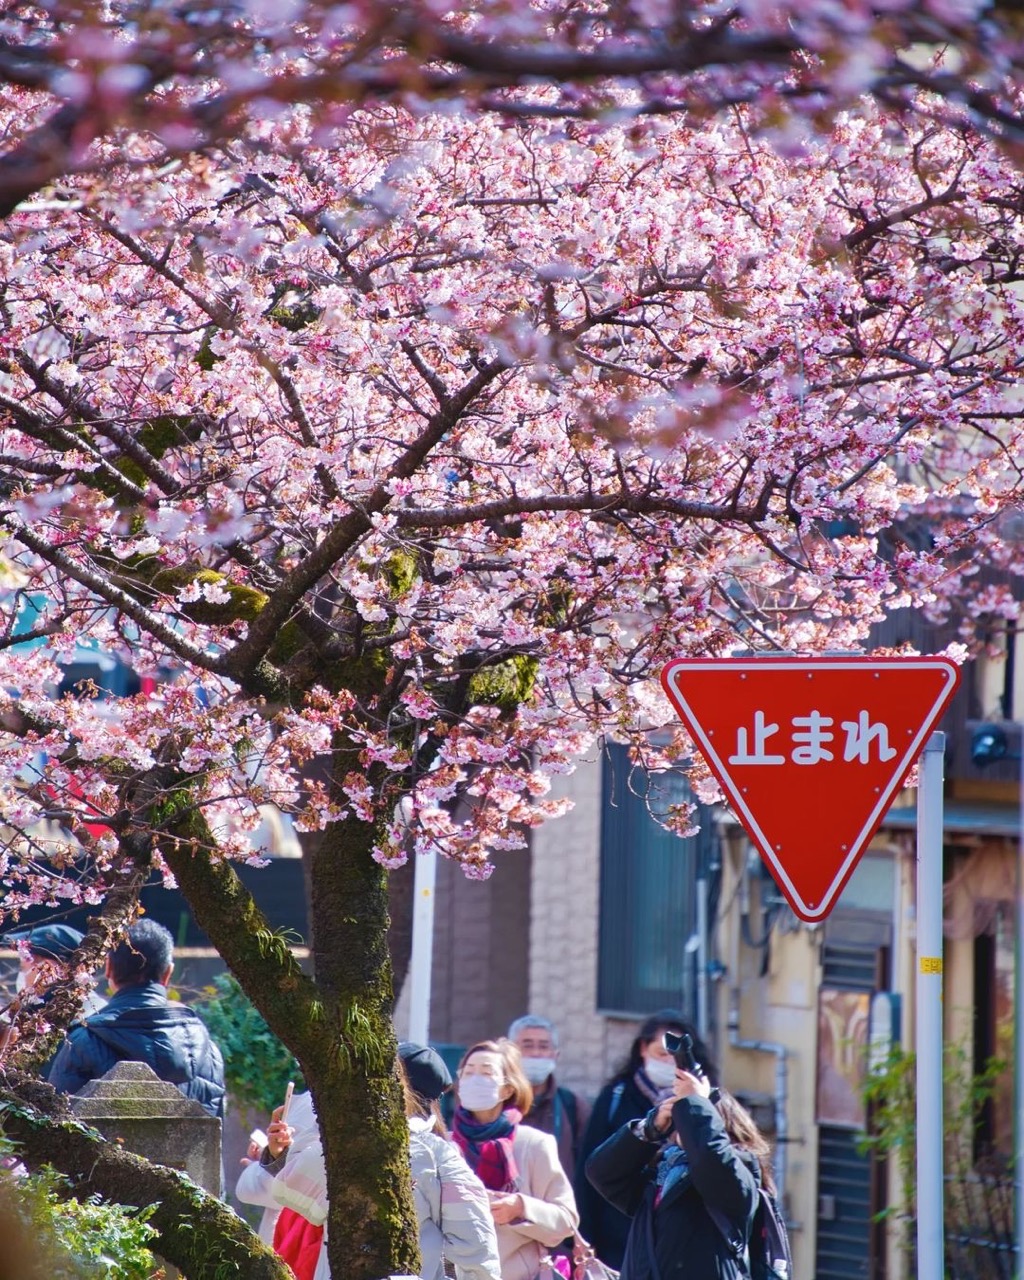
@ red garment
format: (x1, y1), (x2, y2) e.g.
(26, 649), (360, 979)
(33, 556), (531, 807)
(451, 1105), (522, 1192)
(273, 1207), (324, 1280)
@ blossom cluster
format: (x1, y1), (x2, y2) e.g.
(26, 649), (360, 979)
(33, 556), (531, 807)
(0, 83), (1019, 897)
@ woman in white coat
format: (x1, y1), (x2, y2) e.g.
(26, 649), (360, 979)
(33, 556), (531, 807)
(234, 1090), (318, 1244)
(451, 1039), (579, 1280)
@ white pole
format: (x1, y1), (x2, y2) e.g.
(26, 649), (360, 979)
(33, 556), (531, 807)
(407, 847), (437, 1046)
(1017, 739), (1024, 1280)
(916, 731), (945, 1280)
(696, 874), (709, 1040)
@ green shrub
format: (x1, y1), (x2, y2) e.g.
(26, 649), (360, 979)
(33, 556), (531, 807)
(194, 972), (303, 1115)
(0, 1147), (157, 1279)
(860, 1041), (1011, 1278)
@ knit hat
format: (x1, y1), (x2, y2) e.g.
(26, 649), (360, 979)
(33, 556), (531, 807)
(399, 1041), (451, 1101)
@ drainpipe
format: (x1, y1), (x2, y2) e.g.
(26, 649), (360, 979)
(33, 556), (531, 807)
(728, 985), (789, 1207)
(727, 836), (790, 1205)
(696, 871), (709, 1040)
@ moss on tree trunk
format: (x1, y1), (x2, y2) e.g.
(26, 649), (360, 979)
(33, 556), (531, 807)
(304, 764), (421, 1280)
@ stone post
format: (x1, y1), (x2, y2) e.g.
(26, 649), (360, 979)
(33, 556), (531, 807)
(68, 1060), (222, 1195)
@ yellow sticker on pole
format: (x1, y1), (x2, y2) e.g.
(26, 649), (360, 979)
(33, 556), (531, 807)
(919, 956), (943, 974)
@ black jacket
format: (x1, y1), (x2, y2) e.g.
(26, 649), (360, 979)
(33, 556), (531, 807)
(47, 982), (226, 1120)
(522, 1077), (590, 1182)
(575, 1073), (660, 1268)
(585, 1095), (758, 1280)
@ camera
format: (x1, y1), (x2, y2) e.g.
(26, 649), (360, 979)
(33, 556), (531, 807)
(663, 1030), (722, 1105)
(663, 1029), (702, 1076)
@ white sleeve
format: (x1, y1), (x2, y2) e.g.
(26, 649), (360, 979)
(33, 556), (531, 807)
(433, 1142), (502, 1280)
(235, 1160), (280, 1209)
(271, 1140), (329, 1227)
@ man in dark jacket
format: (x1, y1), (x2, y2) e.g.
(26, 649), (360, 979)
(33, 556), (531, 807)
(2, 923), (107, 1075)
(47, 919), (226, 1120)
(508, 1014), (591, 1181)
(4, 923), (107, 1020)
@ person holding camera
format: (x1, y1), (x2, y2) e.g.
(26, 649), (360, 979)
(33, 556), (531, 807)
(574, 1010), (716, 1269)
(583, 1032), (773, 1280)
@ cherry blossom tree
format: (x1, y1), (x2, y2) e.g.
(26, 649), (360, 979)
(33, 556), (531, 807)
(0, 76), (1023, 1277)
(3, 0), (1024, 219)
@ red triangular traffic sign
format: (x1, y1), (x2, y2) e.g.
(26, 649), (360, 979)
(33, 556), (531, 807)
(661, 656), (960, 922)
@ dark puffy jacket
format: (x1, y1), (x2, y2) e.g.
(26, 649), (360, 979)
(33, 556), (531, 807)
(585, 1095), (758, 1280)
(47, 982), (226, 1120)
(575, 1074), (655, 1268)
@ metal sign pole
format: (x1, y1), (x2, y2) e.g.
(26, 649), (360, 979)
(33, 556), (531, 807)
(1017, 742), (1024, 1280)
(916, 731), (945, 1279)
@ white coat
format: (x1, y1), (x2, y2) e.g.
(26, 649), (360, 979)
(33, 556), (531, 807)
(234, 1091), (319, 1249)
(489, 1124), (579, 1280)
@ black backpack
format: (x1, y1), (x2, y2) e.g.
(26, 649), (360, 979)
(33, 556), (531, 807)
(747, 1187), (792, 1279)
(706, 1184), (792, 1279)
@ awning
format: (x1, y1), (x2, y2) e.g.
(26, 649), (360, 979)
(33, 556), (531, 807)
(882, 802), (1020, 839)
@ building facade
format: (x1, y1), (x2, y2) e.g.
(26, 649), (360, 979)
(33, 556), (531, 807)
(406, 618), (1022, 1279)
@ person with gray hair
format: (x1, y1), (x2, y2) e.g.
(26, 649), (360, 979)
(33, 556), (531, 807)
(507, 1015), (590, 1180)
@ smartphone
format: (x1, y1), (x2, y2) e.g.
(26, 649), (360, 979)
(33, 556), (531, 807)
(280, 1080), (295, 1122)
(249, 1128), (268, 1150)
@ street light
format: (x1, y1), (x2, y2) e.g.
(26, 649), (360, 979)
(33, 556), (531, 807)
(971, 723), (1023, 1280)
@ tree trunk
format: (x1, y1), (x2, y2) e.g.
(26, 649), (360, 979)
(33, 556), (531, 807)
(160, 777), (420, 1280)
(305, 766), (420, 1280)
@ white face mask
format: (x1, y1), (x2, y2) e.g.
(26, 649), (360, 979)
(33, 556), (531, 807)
(459, 1074), (505, 1112)
(643, 1056), (678, 1091)
(521, 1056), (556, 1086)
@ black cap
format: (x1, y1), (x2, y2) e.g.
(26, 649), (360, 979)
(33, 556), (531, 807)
(399, 1041), (452, 1101)
(5, 924), (84, 962)
(637, 1008), (688, 1043)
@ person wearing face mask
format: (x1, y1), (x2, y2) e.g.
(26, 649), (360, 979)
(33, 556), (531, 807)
(508, 1015), (591, 1181)
(272, 1045), (502, 1280)
(452, 1038), (578, 1280)
(573, 1010), (716, 1271)
(585, 1055), (775, 1280)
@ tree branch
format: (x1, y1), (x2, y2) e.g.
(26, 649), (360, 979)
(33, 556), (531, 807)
(0, 1072), (292, 1280)
(392, 487), (769, 530)
(4, 520), (226, 674)
(402, 18), (800, 80)
(158, 828), (322, 1066)
(221, 355), (510, 681)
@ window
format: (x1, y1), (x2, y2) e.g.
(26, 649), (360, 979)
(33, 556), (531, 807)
(597, 743), (716, 1015)
(973, 905), (1014, 1157)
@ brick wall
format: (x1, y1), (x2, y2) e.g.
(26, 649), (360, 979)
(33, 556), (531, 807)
(394, 840), (531, 1052)
(528, 755), (641, 1101)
